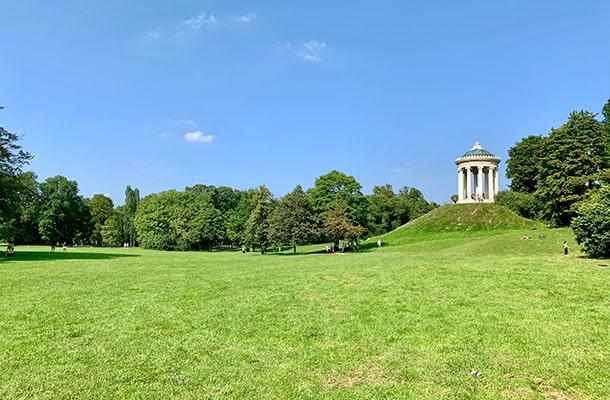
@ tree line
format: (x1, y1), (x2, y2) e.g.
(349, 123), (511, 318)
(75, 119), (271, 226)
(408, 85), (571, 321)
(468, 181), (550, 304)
(0, 124), (437, 252)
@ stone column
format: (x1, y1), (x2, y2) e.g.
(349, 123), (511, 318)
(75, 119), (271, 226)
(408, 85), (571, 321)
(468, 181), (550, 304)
(466, 167), (471, 201)
(477, 166), (483, 197)
(484, 168), (490, 199)
(494, 167), (499, 198)
(458, 168), (462, 201)
(487, 167), (492, 200)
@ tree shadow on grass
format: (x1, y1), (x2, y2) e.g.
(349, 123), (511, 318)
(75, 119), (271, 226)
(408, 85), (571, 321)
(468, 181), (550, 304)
(0, 250), (140, 262)
(268, 241), (388, 256)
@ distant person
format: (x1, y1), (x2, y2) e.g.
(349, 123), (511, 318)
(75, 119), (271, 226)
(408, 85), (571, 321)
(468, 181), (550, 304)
(62, 242), (67, 252)
(563, 241), (570, 255)
(377, 239), (382, 248)
(6, 240), (14, 256)
(51, 243), (55, 252)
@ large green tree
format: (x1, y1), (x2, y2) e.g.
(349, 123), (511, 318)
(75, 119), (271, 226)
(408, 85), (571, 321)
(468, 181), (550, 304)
(367, 185), (434, 235)
(245, 186), (274, 254)
(505, 135), (545, 194)
(602, 99), (610, 134)
(134, 189), (222, 251)
(101, 207), (127, 247)
(185, 184), (238, 245)
(0, 123), (33, 231)
(268, 185), (319, 253)
(38, 175), (91, 244)
(226, 189), (256, 246)
(398, 186), (435, 220)
(1, 171), (40, 244)
(124, 185), (140, 246)
(324, 204), (366, 251)
(572, 185), (610, 258)
(87, 194), (114, 246)
(307, 170), (369, 229)
(134, 191), (176, 250)
(367, 184), (406, 235)
(536, 111), (610, 225)
(178, 190), (223, 251)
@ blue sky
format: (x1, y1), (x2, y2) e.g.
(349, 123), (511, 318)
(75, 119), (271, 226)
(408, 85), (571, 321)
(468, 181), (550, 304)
(1, 1), (609, 206)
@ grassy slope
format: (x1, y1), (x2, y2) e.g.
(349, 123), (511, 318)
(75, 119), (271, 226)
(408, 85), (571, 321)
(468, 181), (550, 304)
(0, 206), (608, 399)
(389, 203), (544, 234)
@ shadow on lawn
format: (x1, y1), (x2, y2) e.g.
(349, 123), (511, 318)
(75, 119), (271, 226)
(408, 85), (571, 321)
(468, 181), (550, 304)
(0, 250), (139, 262)
(268, 240), (387, 256)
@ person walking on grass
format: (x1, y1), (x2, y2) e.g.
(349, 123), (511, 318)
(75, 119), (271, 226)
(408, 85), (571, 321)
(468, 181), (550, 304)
(563, 241), (570, 255)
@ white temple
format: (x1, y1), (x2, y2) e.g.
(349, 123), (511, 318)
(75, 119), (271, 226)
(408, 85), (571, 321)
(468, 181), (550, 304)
(455, 141), (500, 203)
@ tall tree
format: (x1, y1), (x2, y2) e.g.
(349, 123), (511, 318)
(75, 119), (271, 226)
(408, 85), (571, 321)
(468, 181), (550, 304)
(398, 186), (434, 220)
(245, 186), (274, 254)
(134, 191), (177, 250)
(87, 194), (114, 246)
(268, 185), (319, 253)
(124, 186), (140, 246)
(184, 184), (237, 244)
(101, 207), (127, 247)
(505, 135), (545, 194)
(307, 170), (369, 228)
(0, 123), (33, 230)
(536, 111), (610, 225)
(602, 99), (610, 134)
(174, 190), (223, 251)
(1, 171), (40, 244)
(38, 175), (91, 244)
(134, 189), (223, 251)
(324, 204), (366, 251)
(186, 184), (240, 215)
(367, 184), (406, 235)
(226, 189), (256, 246)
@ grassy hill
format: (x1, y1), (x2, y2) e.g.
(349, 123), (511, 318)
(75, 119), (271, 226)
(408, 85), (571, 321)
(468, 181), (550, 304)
(403, 203), (542, 232)
(379, 203), (560, 257)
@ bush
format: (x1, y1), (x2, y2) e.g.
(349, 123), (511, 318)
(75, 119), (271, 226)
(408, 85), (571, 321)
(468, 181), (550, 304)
(495, 190), (540, 220)
(572, 186), (610, 258)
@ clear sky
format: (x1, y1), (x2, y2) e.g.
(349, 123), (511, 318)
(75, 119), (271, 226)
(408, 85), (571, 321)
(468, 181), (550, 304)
(1, 1), (609, 206)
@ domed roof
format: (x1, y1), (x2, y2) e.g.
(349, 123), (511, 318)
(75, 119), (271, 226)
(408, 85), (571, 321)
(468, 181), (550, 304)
(455, 141), (500, 164)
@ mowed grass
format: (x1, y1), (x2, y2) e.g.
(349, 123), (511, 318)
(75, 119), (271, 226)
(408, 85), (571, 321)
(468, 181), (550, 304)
(1, 227), (609, 399)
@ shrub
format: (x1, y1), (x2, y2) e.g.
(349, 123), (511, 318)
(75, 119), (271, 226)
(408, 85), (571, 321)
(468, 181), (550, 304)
(572, 186), (610, 258)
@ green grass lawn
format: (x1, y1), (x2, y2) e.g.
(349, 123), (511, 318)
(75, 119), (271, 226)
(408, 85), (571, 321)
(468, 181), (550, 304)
(1, 226), (609, 399)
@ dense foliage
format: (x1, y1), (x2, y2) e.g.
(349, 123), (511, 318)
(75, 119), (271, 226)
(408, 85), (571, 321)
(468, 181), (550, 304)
(0, 125), (33, 236)
(38, 175), (91, 245)
(505, 135), (543, 194)
(307, 170), (369, 228)
(268, 185), (319, 253)
(134, 190), (223, 251)
(571, 185), (610, 258)
(245, 186), (275, 254)
(495, 190), (539, 220)
(505, 101), (610, 226)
